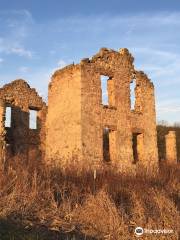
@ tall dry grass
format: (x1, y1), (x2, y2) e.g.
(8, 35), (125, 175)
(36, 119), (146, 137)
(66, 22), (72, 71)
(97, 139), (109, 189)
(0, 160), (179, 239)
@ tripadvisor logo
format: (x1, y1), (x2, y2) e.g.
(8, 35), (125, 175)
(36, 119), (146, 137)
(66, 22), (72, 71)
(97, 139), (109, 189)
(134, 226), (174, 236)
(135, 227), (144, 236)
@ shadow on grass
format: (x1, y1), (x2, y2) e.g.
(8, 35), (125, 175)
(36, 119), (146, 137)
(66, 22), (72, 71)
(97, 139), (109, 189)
(0, 219), (94, 240)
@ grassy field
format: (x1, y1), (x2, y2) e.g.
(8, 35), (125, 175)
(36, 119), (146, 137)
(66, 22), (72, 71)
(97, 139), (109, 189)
(0, 161), (179, 240)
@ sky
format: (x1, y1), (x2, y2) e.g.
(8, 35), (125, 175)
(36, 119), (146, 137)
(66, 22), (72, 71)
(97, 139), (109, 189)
(0, 0), (180, 124)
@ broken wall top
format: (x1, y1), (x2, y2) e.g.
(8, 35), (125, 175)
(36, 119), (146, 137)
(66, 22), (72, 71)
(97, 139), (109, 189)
(53, 48), (134, 77)
(0, 79), (46, 110)
(135, 71), (154, 89)
(82, 47), (135, 76)
(51, 48), (154, 88)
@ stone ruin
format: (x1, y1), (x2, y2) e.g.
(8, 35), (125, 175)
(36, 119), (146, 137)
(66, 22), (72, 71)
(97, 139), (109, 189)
(46, 48), (159, 172)
(0, 80), (46, 170)
(0, 48), (178, 172)
(165, 131), (177, 164)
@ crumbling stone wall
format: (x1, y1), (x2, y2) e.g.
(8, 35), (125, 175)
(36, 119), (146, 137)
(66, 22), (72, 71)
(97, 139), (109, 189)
(46, 48), (159, 173)
(133, 71), (158, 170)
(0, 99), (5, 171)
(0, 80), (47, 168)
(165, 131), (177, 164)
(46, 65), (82, 168)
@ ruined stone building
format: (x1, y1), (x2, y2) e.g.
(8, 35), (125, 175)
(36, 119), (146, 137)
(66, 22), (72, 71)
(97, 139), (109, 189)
(0, 80), (46, 169)
(46, 48), (159, 172)
(0, 48), (177, 173)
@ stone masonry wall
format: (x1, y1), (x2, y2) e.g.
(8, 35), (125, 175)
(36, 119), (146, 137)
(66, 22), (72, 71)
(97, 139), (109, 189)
(133, 71), (159, 171)
(0, 48), (160, 174)
(46, 48), (159, 173)
(165, 131), (177, 164)
(0, 80), (47, 167)
(80, 48), (136, 172)
(0, 99), (5, 170)
(46, 65), (83, 168)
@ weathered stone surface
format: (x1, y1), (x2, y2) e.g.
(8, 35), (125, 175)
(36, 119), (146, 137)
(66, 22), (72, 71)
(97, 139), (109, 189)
(0, 48), (160, 174)
(165, 131), (177, 164)
(0, 99), (6, 171)
(0, 79), (47, 168)
(46, 48), (159, 173)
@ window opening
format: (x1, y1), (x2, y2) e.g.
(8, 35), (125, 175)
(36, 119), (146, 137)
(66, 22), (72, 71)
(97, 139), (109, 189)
(103, 127), (110, 162)
(130, 80), (136, 110)
(29, 109), (38, 129)
(101, 75), (109, 105)
(5, 106), (11, 127)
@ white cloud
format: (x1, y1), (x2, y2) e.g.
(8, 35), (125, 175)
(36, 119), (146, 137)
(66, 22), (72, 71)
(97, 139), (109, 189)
(0, 58), (4, 64)
(129, 46), (180, 88)
(158, 106), (180, 113)
(132, 47), (178, 59)
(0, 10), (34, 59)
(10, 47), (32, 58)
(18, 66), (30, 73)
(57, 59), (68, 69)
(0, 38), (33, 59)
(0, 10), (180, 123)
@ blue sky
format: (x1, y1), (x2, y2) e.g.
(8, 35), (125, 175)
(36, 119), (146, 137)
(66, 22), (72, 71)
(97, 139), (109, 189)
(0, 0), (180, 124)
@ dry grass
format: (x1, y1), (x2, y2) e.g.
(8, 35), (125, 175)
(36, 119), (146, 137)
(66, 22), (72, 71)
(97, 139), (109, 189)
(0, 161), (179, 239)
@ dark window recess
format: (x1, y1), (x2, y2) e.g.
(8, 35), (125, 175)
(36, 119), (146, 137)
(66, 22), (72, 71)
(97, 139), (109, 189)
(103, 127), (110, 162)
(132, 133), (139, 164)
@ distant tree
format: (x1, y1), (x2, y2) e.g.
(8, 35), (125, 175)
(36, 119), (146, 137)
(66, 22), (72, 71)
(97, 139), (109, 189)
(157, 120), (169, 126)
(174, 122), (180, 127)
